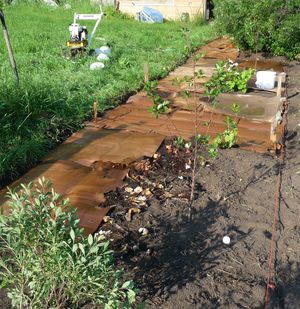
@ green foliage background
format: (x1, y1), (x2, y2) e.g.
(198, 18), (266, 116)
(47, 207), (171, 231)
(214, 0), (300, 59)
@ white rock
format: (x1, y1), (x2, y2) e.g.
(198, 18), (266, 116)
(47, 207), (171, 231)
(185, 163), (191, 170)
(90, 62), (105, 70)
(222, 235), (231, 244)
(138, 227), (149, 236)
(96, 53), (110, 61)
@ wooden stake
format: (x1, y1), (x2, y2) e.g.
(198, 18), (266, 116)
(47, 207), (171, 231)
(144, 63), (149, 83)
(0, 9), (19, 83)
(93, 101), (97, 122)
(276, 73), (283, 97)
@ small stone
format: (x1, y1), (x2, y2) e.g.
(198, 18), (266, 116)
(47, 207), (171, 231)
(169, 284), (178, 293)
(185, 163), (191, 170)
(138, 227), (149, 236)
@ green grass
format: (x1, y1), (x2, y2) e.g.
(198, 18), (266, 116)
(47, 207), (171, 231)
(0, 2), (216, 185)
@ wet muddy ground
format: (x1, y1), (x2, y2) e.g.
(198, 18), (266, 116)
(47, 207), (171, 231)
(0, 62), (299, 308)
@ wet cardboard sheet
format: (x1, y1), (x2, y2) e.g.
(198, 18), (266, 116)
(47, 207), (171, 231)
(0, 131), (164, 233)
(0, 37), (286, 234)
(44, 128), (164, 166)
(0, 160), (129, 233)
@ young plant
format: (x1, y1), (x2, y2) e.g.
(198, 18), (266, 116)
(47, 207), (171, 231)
(146, 26), (241, 206)
(204, 60), (255, 100)
(173, 136), (185, 149)
(144, 81), (170, 118)
(207, 103), (240, 156)
(0, 178), (136, 309)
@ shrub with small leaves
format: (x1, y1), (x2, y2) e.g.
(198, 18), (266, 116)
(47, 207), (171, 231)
(214, 0), (300, 59)
(204, 60), (255, 100)
(0, 178), (136, 309)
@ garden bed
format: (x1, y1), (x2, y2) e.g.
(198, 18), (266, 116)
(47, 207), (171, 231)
(0, 5), (299, 306)
(96, 59), (300, 308)
(100, 141), (277, 308)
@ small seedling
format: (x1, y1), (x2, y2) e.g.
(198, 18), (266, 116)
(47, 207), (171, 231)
(173, 136), (185, 149)
(144, 81), (170, 118)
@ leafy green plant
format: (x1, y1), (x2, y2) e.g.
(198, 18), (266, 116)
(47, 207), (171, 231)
(144, 81), (170, 118)
(0, 178), (136, 309)
(204, 60), (255, 99)
(173, 136), (185, 149)
(194, 103), (240, 158)
(214, 0), (300, 59)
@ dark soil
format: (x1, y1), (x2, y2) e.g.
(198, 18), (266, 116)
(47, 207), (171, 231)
(99, 61), (300, 308)
(1, 62), (299, 309)
(102, 142), (277, 309)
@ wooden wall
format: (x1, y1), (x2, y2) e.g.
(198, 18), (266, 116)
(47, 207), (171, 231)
(118, 0), (207, 20)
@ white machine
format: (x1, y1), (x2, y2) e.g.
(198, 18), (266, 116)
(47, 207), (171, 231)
(66, 9), (104, 52)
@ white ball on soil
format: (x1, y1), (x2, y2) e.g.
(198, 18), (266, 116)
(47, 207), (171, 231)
(222, 235), (231, 244)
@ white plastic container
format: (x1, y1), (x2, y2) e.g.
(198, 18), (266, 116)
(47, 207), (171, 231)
(96, 53), (109, 61)
(90, 62), (105, 70)
(255, 71), (277, 90)
(99, 46), (111, 55)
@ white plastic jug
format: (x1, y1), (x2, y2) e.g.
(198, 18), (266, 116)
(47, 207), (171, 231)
(255, 71), (277, 90)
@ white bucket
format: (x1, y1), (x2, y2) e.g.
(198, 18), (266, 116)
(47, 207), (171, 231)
(255, 71), (277, 90)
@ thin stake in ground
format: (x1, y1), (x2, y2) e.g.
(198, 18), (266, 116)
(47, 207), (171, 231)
(0, 9), (19, 83)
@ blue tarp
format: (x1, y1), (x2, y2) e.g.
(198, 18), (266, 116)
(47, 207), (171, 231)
(139, 7), (163, 23)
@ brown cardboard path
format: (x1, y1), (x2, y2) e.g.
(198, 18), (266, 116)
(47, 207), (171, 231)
(0, 37), (286, 234)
